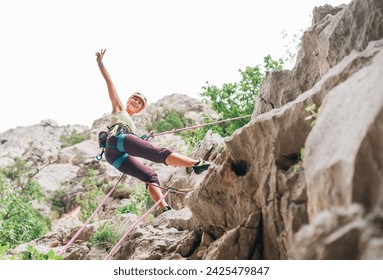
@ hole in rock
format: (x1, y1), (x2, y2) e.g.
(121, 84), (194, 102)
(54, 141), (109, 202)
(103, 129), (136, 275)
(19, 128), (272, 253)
(231, 159), (249, 176)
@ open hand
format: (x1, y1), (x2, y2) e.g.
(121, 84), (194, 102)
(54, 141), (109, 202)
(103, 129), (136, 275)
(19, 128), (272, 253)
(95, 49), (106, 65)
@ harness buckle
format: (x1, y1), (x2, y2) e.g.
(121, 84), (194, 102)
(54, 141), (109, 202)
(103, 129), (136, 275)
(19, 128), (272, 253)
(96, 149), (105, 161)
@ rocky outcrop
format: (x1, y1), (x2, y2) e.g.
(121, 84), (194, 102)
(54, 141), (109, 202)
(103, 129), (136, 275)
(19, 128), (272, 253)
(188, 38), (383, 260)
(254, 0), (383, 115)
(0, 120), (87, 168)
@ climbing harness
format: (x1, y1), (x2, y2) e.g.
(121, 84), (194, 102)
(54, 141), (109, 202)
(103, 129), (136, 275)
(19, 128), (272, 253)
(96, 131), (108, 160)
(96, 123), (133, 168)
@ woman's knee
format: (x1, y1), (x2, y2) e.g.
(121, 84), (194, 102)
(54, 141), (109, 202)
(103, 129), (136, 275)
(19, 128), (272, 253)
(145, 171), (160, 187)
(154, 148), (173, 164)
(147, 184), (158, 192)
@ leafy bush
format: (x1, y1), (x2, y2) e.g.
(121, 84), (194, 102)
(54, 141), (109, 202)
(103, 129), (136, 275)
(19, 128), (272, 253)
(116, 184), (152, 216)
(89, 227), (119, 250)
(0, 167), (50, 248)
(0, 244), (62, 260)
(0, 245), (14, 260)
(178, 114), (225, 151)
(21, 245), (63, 260)
(117, 202), (138, 215)
(76, 168), (104, 221)
(151, 110), (187, 133)
(2, 158), (30, 183)
(51, 189), (65, 216)
(60, 130), (85, 148)
(75, 188), (104, 221)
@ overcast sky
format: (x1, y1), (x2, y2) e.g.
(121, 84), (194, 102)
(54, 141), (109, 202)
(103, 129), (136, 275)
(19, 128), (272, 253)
(0, 0), (351, 133)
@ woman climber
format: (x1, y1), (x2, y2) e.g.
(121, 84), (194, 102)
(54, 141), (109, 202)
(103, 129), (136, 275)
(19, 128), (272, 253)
(96, 49), (210, 212)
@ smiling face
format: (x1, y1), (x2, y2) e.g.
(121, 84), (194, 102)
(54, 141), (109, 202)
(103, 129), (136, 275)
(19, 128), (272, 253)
(126, 94), (146, 115)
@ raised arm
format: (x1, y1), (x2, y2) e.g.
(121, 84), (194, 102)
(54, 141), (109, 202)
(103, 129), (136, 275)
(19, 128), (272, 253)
(96, 49), (123, 113)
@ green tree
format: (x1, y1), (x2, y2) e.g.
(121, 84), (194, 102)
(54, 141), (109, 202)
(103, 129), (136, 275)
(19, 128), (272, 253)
(151, 110), (186, 133)
(189, 55), (283, 142)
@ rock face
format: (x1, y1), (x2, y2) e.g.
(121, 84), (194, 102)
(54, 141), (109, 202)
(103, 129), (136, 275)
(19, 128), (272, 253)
(0, 120), (88, 168)
(254, 0), (383, 115)
(190, 38), (383, 260)
(2, 0), (383, 260)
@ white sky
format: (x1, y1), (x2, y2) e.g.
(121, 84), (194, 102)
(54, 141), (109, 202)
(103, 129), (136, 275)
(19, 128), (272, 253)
(0, 0), (351, 133)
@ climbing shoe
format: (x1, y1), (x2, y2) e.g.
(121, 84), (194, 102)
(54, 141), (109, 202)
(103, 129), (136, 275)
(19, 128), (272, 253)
(192, 160), (211, 175)
(162, 206), (172, 213)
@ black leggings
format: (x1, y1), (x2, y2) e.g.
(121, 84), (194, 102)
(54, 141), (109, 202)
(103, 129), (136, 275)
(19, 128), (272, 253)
(105, 133), (172, 187)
